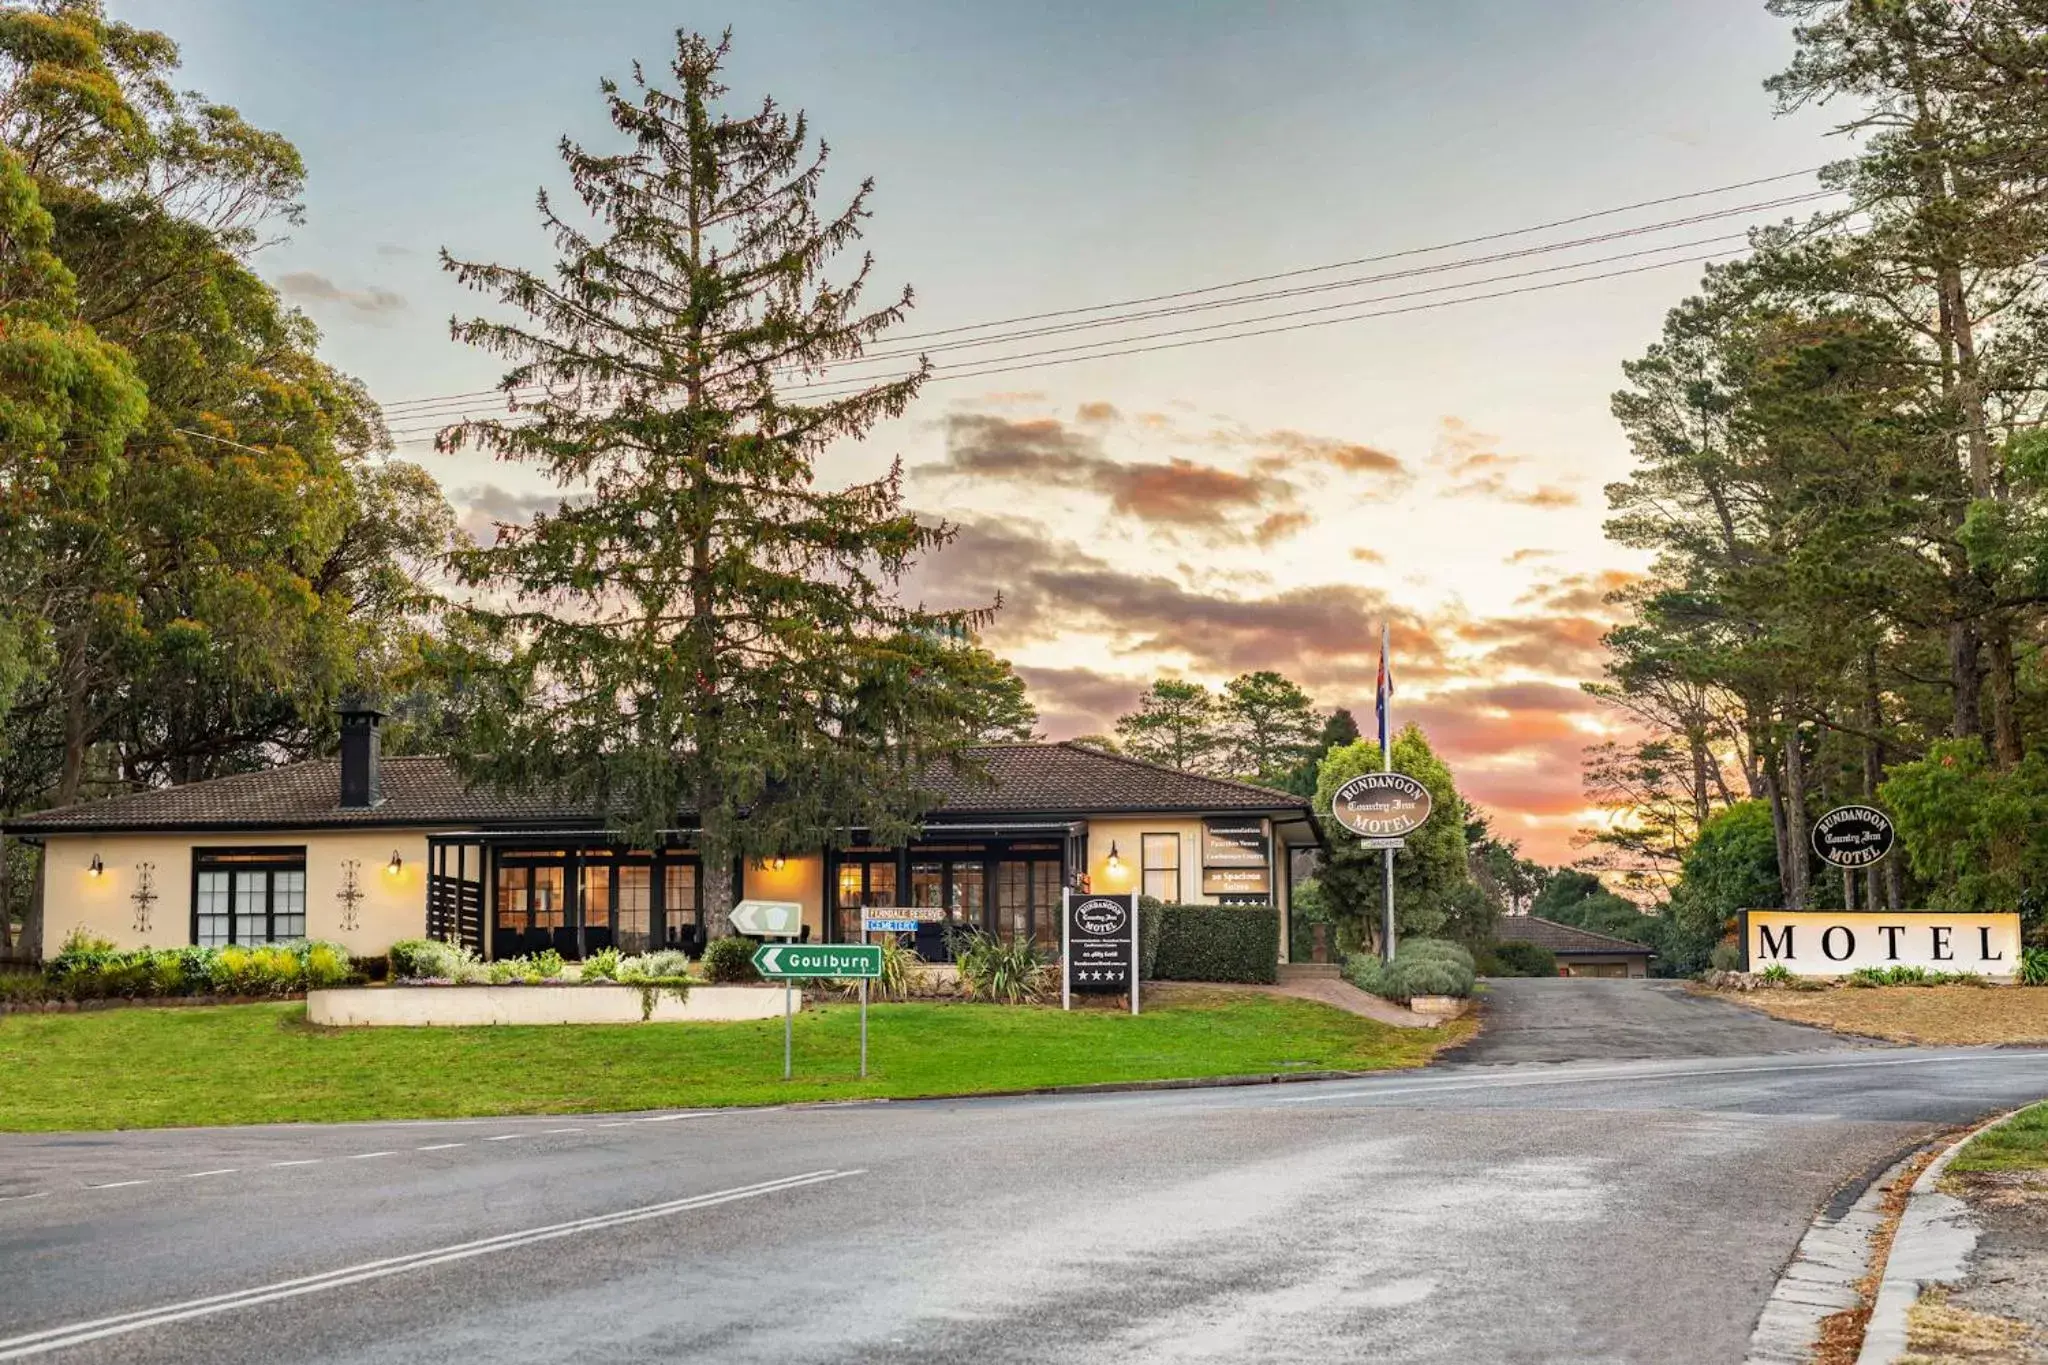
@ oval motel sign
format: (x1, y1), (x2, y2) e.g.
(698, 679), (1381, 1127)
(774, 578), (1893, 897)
(1328, 771), (1433, 839)
(1810, 804), (1895, 869)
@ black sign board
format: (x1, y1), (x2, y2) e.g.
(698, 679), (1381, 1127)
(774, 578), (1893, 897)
(1201, 818), (1269, 867)
(1811, 804), (1895, 869)
(1064, 891), (1137, 998)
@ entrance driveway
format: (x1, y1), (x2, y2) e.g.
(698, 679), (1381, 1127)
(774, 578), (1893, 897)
(1448, 976), (1866, 1065)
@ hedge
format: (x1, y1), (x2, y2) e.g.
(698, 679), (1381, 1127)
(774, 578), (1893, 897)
(1141, 902), (1279, 984)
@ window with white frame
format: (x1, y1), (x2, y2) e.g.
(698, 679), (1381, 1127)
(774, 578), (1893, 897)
(1140, 833), (1180, 903)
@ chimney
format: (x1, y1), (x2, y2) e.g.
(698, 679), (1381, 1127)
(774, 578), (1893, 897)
(338, 698), (386, 809)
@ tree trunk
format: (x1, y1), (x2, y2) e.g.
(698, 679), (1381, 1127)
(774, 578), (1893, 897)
(1784, 719), (1811, 910)
(57, 667), (89, 807)
(700, 810), (735, 941)
(22, 844), (44, 962)
(1950, 616), (1983, 743)
(1986, 618), (2023, 767)
(0, 832), (11, 955)
(1763, 762), (1793, 909)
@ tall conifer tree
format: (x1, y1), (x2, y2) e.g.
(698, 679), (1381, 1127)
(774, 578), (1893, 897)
(440, 31), (992, 930)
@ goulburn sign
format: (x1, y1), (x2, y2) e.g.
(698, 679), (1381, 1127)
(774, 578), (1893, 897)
(1327, 772), (1433, 839)
(1810, 805), (1896, 869)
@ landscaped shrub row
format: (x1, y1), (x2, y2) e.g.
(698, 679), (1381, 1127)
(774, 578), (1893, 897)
(1346, 939), (1477, 1002)
(1139, 902), (1280, 985)
(43, 930), (358, 1001)
(386, 938), (695, 989)
(1480, 939), (1557, 978)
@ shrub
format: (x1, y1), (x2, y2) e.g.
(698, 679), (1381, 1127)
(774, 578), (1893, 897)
(580, 947), (623, 981)
(875, 937), (922, 1001)
(952, 931), (1049, 1004)
(1148, 905), (1279, 984)
(389, 938), (485, 982)
(1345, 938), (1476, 1001)
(530, 949), (567, 981)
(1755, 962), (1795, 985)
(1486, 940), (1557, 978)
(299, 941), (356, 989)
(616, 950), (692, 983)
(1137, 896), (1166, 981)
(1708, 942), (1745, 972)
(2020, 946), (2048, 986)
(701, 935), (759, 983)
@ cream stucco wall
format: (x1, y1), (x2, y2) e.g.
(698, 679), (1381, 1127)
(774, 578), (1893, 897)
(738, 854), (826, 940)
(38, 830), (453, 956)
(1080, 815), (1297, 962)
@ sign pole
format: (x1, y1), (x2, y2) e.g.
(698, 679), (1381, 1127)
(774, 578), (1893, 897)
(1061, 888), (1072, 1012)
(783, 977), (792, 1081)
(1381, 621), (1397, 964)
(1130, 905), (1140, 1016)
(859, 918), (869, 1080)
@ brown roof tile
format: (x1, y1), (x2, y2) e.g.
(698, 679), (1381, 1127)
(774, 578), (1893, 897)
(1494, 914), (1656, 958)
(6, 743), (1308, 834)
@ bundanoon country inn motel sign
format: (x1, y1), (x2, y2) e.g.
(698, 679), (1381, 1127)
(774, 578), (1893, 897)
(1741, 910), (2023, 978)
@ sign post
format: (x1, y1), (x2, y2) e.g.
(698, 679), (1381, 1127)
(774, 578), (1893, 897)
(1327, 769), (1433, 961)
(731, 901), (804, 1078)
(751, 943), (883, 1078)
(1062, 890), (1138, 1012)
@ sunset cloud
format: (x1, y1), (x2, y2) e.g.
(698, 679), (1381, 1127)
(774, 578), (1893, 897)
(1431, 416), (1580, 508)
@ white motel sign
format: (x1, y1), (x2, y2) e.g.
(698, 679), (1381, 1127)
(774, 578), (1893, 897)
(1742, 910), (2021, 978)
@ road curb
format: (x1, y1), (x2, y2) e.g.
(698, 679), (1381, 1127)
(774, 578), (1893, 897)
(1743, 1145), (1921, 1365)
(782, 1067), (1386, 1110)
(1855, 1105), (2031, 1364)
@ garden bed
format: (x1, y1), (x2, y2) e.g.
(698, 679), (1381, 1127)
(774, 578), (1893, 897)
(308, 983), (794, 1026)
(1695, 980), (2048, 1045)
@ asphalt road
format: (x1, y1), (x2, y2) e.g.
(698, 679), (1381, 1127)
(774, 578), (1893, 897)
(1450, 976), (1863, 1064)
(4, 985), (2046, 1364)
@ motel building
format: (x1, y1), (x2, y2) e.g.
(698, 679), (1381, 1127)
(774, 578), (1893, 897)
(7, 705), (1319, 965)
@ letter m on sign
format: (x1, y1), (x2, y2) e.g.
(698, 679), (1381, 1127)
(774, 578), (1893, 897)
(1757, 923), (1794, 961)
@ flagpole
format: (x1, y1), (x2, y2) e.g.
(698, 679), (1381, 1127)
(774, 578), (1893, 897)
(1381, 621), (1397, 964)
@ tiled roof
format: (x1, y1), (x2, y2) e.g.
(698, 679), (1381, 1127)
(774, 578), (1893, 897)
(6, 742), (1308, 834)
(1495, 914), (1656, 958)
(923, 743), (1307, 815)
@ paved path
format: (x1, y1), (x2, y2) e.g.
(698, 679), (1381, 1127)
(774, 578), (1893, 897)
(1150, 977), (1440, 1028)
(5, 1043), (2048, 1363)
(1450, 976), (1864, 1065)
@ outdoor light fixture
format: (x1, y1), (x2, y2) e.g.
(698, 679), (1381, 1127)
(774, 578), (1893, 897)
(386, 850), (403, 875)
(1106, 842), (1123, 873)
(88, 854), (104, 877)
(770, 855), (786, 871)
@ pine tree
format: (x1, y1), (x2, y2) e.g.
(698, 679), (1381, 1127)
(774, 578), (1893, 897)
(1114, 680), (1220, 772)
(439, 31), (994, 934)
(1216, 670), (1322, 787)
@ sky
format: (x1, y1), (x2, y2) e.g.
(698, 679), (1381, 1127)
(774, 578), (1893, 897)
(114, 0), (1846, 863)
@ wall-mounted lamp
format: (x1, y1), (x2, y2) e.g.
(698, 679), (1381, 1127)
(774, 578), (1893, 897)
(386, 850), (404, 875)
(769, 855), (787, 872)
(88, 853), (104, 878)
(1105, 841), (1123, 874)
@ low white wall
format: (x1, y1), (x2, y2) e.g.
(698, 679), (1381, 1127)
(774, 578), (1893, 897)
(307, 984), (799, 1027)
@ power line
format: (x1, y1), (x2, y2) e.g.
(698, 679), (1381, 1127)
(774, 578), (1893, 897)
(376, 165), (1833, 419)
(391, 246), (1741, 444)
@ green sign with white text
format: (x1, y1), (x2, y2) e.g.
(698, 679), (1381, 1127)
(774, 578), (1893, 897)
(753, 943), (884, 980)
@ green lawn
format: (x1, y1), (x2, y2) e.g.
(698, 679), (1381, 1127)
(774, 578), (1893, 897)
(1949, 1101), (2048, 1173)
(0, 990), (1462, 1131)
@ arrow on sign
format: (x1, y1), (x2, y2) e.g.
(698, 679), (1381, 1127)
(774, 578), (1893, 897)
(730, 900), (804, 937)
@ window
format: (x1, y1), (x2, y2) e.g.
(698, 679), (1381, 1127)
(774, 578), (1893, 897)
(194, 848), (307, 946)
(835, 857), (898, 940)
(616, 866), (651, 954)
(662, 863), (700, 949)
(1141, 833), (1181, 903)
(495, 864), (530, 935)
(998, 859), (1061, 952)
(531, 866), (565, 930)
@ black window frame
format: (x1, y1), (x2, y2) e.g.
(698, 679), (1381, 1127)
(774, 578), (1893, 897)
(191, 846), (308, 947)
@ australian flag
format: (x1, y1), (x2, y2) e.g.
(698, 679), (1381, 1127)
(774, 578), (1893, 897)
(1375, 623), (1393, 757)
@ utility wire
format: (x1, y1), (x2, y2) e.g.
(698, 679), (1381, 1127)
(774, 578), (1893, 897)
(376, 167), (1833, 420)
(390, 246), (1741, 444)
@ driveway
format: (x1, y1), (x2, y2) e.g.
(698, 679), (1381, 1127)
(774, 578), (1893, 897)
(1449, 976), (1862, 1065)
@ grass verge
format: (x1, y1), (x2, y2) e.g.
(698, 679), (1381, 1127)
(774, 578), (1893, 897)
(0, 992), (1466, 1131)
(1697, 983), (2048, 1046)
(1948, 1102), (2048, 1174)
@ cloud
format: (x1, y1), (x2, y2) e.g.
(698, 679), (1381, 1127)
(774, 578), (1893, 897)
(922, 413), (1300, 544)
(1504, 548), (1560, 565)
(1075, 401), (1119, 424)
(374, 243), (415, 258)
(1430, 417), (1579, 508)
(1013, 664), (1145, 737)
(1518, 569), (1642, 615)
(277, 270), (407, 318)
(1351, 547), (1386, 564)
(911, 515), (1449, 691)
(1453, 613), (1611, 675)
(1254, 511), (1313, 546)
(450, 483), (585, 543)
(1246, 428), (1406, 480)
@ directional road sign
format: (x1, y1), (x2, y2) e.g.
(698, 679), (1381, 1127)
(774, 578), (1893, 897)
(753, 943), (884, 980)
(863, 916), (920, 933)
(729, 900), (804, 938)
